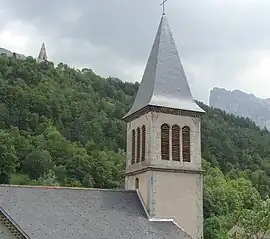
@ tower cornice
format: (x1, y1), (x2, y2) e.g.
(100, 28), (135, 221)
(123, 165), (204, 177)
(123, 105), (205, 122)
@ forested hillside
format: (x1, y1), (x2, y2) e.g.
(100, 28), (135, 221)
(0, 55), (269, 238)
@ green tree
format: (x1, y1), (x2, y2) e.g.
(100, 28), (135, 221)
(31, 170), (60, 186)
(231, 199), (270, 239)
(0, 130), (18, 183)
(22, 150), (54, 179)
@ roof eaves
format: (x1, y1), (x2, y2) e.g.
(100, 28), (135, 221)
(0, 206), (31, 239)
(0, 184), (135, 192)
(135, 189), (151, 219)
(149, 217), (192, 238)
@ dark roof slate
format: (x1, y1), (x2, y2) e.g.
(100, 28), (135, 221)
(0, 186), (190, 239)
(124, 15), (204, 119)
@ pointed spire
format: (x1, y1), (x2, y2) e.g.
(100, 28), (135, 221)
(37, 43), (48, 62)
(123, 15), (204, 120)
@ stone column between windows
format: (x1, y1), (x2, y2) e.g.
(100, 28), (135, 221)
(127, 126), (131, 168)
(169, 127), (172, 161)
(140, 126), (142, 162)
(179, 128), (182, 162)
(134, 130), (137, 164)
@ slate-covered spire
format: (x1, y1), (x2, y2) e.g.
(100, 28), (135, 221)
(123, 15), (204, 119)
(37, 43), (48, 62)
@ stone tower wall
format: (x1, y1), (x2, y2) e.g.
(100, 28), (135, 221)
(125, 111), (203, 239)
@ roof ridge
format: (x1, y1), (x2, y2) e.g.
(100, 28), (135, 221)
(149, 217), (192, 238)
(135, 189), (151, 219)
(0, 206), (31, 239)
(171, 220), (192, 238)
(0, 184), (135, 192)
(135, 189), (192, 237)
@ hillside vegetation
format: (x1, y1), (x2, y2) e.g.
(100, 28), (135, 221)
(0, 55), (269, 238)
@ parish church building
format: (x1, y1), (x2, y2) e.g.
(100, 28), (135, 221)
(0, 12), (205, 239)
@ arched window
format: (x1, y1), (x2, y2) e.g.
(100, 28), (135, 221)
(182, 126), (191, 162)
(161, 124), (170, 160)
(136, 127), (141, 163)
(131, 129), (136, 164)
(141, 125), (146, 161)
(135, 178), (139, 189)
(172, 125), (180, 161)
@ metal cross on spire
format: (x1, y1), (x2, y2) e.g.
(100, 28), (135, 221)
(160, 0), (168, 15)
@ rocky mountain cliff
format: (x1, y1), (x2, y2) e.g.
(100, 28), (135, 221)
(0, 47), (25, 59)
(209, 87), (270, 130)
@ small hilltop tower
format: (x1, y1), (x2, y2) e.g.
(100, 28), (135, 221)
(37, 43), (48, 62)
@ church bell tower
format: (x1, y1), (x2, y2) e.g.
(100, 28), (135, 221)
(123, 14), (205, 239)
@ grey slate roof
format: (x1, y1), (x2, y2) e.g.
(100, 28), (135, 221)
(37, 43), (47, 61)
(0, 186), (190, 239)
(124, 15), (204, 119)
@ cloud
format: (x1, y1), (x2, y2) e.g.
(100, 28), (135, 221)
(1, 0), (270, 103)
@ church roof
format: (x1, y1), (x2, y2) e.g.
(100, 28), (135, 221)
(123, 15), (204, 119)
(37, 43), (48, 61)
(0, 185), (190, 239)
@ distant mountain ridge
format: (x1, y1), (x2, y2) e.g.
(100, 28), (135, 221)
(0, 47), (26, 59)
(210, 87), (270, 130)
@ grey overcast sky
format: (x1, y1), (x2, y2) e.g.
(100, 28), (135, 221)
(1, 0), (270, 104)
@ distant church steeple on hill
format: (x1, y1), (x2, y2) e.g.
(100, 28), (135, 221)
(37, 43), (48, 62)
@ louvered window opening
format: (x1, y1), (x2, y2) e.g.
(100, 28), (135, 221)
(136, 127), (141, 163)
(131, 129), (136, 164)
(161, 124), (170, 160)
(172, 125), (180, 161)
(182, 126), (191, 162)
(141, 125), (146, 161)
